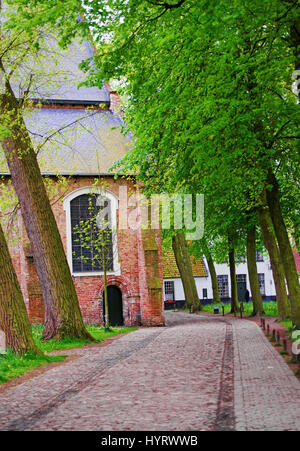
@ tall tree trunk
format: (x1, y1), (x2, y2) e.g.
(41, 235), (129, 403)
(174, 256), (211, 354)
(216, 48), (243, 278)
(246, 226), (264, 316)
(228, 234), (239, 313)
(206, 254), (220, 303)
(0, 65), (93, 341)
(257, 196), (289, 320)
(0, 222), (42, 355)
(266, 172), (300, 328)
(172, 231), (202, 312)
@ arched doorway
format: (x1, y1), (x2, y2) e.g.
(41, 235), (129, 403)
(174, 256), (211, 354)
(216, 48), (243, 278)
(103, 285), (124, 326)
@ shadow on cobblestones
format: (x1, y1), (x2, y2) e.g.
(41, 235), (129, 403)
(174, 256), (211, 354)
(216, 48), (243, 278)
(213, 324), (235, 431)
(2, 311), (298, 431)
(7, 330), (164, 431)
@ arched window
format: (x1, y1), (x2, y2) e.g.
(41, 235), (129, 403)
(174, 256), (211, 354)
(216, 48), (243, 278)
(63, 188), (120, 276)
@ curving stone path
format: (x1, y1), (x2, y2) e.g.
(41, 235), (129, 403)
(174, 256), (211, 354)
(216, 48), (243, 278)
(0, 312), (299, 431)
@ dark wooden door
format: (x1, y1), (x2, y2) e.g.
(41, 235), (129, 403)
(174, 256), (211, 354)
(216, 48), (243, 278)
(237, 281), (246, 302)
(236, 275), (247, 302)
(103, 285), (124, 327)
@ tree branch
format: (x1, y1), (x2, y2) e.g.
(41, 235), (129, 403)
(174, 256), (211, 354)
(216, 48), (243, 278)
(31, 110), (102, 154)
(275, 0), (299, 22)
(267, 120), (292, 148)
(145, 0), (187, 9)
(278, 135), (300, 139)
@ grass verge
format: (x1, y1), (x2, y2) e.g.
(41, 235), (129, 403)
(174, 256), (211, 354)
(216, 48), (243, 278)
(0, 352), (66, 384)
(0, 325), (137, 384)
(184, 301), (279, 317)
(32, 324), (136, 353)
(279, 320), (293, 335)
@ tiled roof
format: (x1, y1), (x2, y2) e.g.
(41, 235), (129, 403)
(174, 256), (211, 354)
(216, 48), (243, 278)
(163, 250), (207, 278)
(0, 35), (134, 176)
(11, 37), (110, 104)
(0, 108), (133, 175)
(2, 4), (109, 103)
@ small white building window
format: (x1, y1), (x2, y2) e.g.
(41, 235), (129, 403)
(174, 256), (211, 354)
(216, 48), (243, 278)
(217, 275), (229, 298)
(164, 281), (175, 301)
(258, 273), (265, 295)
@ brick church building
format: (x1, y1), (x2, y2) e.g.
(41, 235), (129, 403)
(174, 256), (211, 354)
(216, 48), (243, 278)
(1, 38), (165, 328)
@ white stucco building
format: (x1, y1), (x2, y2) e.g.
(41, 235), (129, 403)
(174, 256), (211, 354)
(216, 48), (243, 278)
(163, 250), (277, 307)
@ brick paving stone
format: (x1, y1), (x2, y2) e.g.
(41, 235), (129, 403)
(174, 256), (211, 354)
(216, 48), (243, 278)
(233, 318), (300, 431)
(0, 312), (299, 431)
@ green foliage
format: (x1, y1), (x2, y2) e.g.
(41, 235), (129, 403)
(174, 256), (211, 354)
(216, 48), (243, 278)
(197, 301), (279, 317)
(5, 1), (298, 226)
(0, 351), (66, 384)
(3, 0), (299, 319)
(280, 319), (293, 334)
(32, 323), (136, 352)
(0, 3), (95, 245)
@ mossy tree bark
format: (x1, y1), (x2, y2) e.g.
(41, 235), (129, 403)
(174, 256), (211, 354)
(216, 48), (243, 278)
(246, 226), (264, 316)
(266, 172), (300, 328)
(0, 65), (94, 342)
(257, 195), (289, 320)
(172, 231), (202, 312)
(228, 234), (239, 313)
(206, 254), (220, 303)
(0, 222), (42, 355)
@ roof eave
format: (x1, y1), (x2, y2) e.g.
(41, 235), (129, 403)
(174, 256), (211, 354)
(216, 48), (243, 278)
(23, 99), (111, 108)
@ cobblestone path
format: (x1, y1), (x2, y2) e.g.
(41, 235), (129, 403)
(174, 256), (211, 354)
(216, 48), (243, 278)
(0, 312), (299, 431)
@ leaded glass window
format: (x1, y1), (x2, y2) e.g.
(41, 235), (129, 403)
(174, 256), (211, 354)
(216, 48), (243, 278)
(258, 273), (265, 295)
(217, 275), (229, 298)
(164, 281), (175, 301)
(70, 194), (113, 273)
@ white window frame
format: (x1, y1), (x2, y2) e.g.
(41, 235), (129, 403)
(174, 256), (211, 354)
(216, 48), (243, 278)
(164, 281), (175, 301)
(258, 273), (265, 295)
(217, 275), (229, 298)
(63, 186), (120, 276)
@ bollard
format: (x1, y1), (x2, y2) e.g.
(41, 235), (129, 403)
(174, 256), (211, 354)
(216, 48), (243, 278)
(272, 329), (276, 340)
(276, 331), (280, 343)
(262, 318), (265, 330)
(267, 324), (270, 334)
(240, 302), (244, 319)
(283, 339), (287, 352)
(222, 306), (225, 317)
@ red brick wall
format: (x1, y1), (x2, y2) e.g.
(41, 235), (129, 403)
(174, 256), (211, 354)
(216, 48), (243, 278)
(7, 176), (164, 327)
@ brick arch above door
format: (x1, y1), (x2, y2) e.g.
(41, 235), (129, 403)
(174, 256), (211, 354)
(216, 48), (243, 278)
(97, 275), (141, 327)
